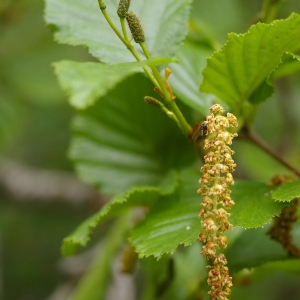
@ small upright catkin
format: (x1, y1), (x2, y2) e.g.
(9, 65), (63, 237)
(126, 11), (145, 43)
(197, 104), (238, 300)
(117, 0), (130, 18)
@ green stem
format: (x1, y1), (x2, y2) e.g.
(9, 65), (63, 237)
(140, 42), (167, 96)
(160, 106), (180, 128)
(140, 43), (166, 95)
(169, 101), (192, 136)
(120, 17), (129, 41)
(98, 1), (159, 88)
(140, 42), (192, 136)
(98, 1), (128, 44)
(98, 1), (192, 137)
(261, 0), (283, 23)
(140, 42), (151, 59)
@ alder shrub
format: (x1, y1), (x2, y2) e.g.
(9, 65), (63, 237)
(45, 0), (300, 299)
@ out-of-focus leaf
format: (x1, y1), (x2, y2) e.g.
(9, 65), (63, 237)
(248, 80), (274, 105)
(239, 259), (300, 289)
(0, 7), (87, 105)
(45, 0), (192, 64)
(0, 90), (22, 148)
(166, 243), (206, 300)
(233, 141), (288, 182)
(258, 259), (300, 275)
(169, 41), (214, 115)
(69, 74), (196, 195)
(271, 179), (300, 202)
(62, 171), (179, 256)
(54, 58), (174, 109)
(272, 53), (300, 80)
(68, 216), (129, 300)
(139, 256), (172, 300)
(291, 220), (300, 248)
(226, 226), (288, 273)
(201, 13), (300, 109)
(230, 180), (286, 228)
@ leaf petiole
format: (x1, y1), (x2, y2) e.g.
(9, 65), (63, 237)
(120, 17), (130, 42)
(261, 0), (283, 23)
(97, 1), (160, 89)
(140, 42), (192, 136)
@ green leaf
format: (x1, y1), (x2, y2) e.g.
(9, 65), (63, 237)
(243, 259), (300, 285)
(62, 171), (179, 256)
(168, 243), (206, 300)
(230, 180), (286, 228)
(68, 216), (129, 300)
(271, 179), (300, 202)
(259, 259), (300, 274)
(200, 13), (300, 108)
(130, 169), (201, 258)
(169, 41), (214, 115)
(130, 170), (288, 259)
(69, 74), (196, 195)
(45, 0), (192, 64)
(53, 58), (173, 109)
(139, 256), (172, 300)
(226, 226), (288, 273)
(272, 53), (300, 80)
(248, 80), (274, 105)
(63, 169), (290, 258)
(233, 141), (288, 181)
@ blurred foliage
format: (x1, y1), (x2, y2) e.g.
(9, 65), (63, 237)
(0, 0), (91, 169)
(0, 1), (95, 299)
(0, 198), (89, 300)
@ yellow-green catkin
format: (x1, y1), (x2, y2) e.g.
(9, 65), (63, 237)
(144, 96), (163, 108)
(117, 0), (130, 18)
(126, 11), (145, 43)
(197, 104), (238, 300)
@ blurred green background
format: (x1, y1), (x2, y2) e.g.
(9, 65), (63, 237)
(1, 0), (300, 299)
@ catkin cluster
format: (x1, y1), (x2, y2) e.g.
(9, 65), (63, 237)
(198, 104), (238, 300)
(268, 176), (300, 257)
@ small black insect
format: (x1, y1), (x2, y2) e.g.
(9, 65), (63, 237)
(192, 121), (208, 142)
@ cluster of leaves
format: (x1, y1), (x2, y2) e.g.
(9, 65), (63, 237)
(44, 0), (300, 298)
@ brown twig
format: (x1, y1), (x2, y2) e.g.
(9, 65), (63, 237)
(241, 126), (300, 177)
